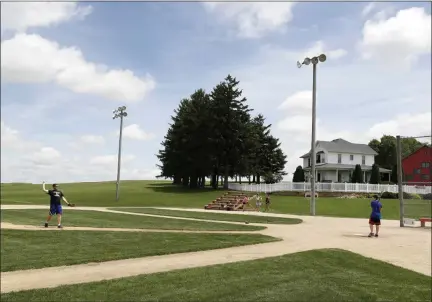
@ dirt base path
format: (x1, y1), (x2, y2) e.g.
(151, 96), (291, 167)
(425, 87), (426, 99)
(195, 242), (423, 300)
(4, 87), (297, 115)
(1, 205), (431, 294)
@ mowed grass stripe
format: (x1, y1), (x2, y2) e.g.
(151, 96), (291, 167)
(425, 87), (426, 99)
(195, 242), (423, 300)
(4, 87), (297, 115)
(2, 249), (430, 301)
(1, 209), (264, 231)
(112, 207), (302, 224)
(1, 230), (278, 272)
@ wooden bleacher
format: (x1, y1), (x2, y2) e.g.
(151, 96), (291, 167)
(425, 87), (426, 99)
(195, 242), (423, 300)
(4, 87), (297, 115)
(204, 191), (256, 211)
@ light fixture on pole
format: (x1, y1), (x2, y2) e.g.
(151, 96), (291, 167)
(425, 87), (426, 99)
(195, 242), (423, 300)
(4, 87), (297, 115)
(297, 53), (326, 216)
(112, 106), (128, 201)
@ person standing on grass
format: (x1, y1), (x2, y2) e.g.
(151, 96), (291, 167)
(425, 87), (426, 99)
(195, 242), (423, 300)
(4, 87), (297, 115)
(368, 194), (382, 237)
(264, 193), (271, 212)
(255, 194), (262, 211)
(42, 182), (72, 228)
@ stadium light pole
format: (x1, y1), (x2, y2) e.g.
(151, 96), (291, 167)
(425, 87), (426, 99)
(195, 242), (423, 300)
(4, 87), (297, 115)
(113, 106), (128, 201)
(297, 54), (327, 216)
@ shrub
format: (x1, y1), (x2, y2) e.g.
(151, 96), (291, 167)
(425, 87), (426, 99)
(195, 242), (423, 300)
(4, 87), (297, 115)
(420, 193), (432, 200)
(381, 191), (397, 199)
(408, 193), (422, 200)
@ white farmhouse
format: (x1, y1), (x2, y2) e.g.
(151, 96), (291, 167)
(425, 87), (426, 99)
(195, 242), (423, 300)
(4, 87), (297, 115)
(300, 138), (392, 183)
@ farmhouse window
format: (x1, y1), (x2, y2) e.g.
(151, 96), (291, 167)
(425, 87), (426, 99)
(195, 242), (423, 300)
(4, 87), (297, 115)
(421, 174), (430, 180)
(414, 168), (421, 174)
(362, 155), (365, 165)
(338, 154), (341, 163)
(350, 155), (354, 160)
(421, 162), (430, 168)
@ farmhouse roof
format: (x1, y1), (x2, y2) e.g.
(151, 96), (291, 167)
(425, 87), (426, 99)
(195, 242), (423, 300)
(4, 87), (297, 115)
(402, 145), (431, 160)
(300, 138), (378, 158)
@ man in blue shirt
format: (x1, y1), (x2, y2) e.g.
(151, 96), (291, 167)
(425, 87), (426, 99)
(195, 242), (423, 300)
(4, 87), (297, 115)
(368, 194), (382, 237)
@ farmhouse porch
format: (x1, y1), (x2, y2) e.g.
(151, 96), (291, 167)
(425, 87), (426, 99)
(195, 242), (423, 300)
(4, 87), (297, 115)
(303, 163), (391, 183)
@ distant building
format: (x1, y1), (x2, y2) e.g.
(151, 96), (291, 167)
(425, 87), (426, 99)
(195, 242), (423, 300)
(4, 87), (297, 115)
(402, 145), (432, 186)
(300, 138), (391, 183)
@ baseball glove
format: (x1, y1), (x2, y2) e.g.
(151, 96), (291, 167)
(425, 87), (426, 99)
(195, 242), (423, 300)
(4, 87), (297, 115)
(68, 203), (76, 207)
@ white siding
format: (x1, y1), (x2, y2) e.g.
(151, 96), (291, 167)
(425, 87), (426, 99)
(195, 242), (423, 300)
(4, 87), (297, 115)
(327, 152), (375, 165)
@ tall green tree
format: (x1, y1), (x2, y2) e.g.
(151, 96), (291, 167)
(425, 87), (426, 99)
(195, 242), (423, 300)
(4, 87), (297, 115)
(293, 166), (305, 182)
(368, 135), (426, 169)
(209, 75), (252, 189)
(351, 164), (363, 183)
(369, 164), (380, 184)
(157, 75), (288, 190)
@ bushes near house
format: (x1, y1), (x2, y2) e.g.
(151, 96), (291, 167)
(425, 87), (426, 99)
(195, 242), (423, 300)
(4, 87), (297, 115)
(380, 191), (423, 200)
(420, 193), (432, 200)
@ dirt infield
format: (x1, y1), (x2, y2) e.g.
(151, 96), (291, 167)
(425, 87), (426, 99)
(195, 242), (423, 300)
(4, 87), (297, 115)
(1, 205), (431, 293)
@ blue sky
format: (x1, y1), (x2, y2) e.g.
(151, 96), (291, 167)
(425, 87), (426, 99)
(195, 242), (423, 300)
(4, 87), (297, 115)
(1, 1), (431, 183)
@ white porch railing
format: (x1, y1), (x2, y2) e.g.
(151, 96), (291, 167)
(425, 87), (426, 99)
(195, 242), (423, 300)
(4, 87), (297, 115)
(228, 182), (432, 195)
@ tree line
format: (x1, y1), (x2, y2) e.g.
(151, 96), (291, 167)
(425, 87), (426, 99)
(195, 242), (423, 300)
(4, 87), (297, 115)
(292, 135), (428, 184)
(157, 75), (287, 189)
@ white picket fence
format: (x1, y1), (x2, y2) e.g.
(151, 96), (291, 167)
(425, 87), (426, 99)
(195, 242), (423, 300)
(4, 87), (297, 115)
(228, 182), (432, 195)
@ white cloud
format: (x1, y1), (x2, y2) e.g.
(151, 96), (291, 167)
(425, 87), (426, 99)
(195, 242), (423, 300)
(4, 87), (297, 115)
(360, 7), (431, 66)
(1, 33), (156, 102)
(302, 41), (347, 61)
(203, 2), (296, 38)
(121, 124), (155, 141)
(29, 147), (62, 166)
(1, 2), (92, 32)
(1, 122), (159, 183)
(361, 3), (377, 17)
(80, 135), (105, 144)
(89, 154), (136, 166)
(1, 121), (41, 151)
(278, 90), (312, 113)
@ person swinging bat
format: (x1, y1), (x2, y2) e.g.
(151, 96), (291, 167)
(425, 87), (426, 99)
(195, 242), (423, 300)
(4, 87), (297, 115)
(42, 182), (75, 228)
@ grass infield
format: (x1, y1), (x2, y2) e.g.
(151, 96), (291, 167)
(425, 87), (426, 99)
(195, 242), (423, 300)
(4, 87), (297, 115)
(1, 209), (264, 231)
(1, 181), (430, 219)
(1, 229), (278, 272)
(2, 249), (430, 301)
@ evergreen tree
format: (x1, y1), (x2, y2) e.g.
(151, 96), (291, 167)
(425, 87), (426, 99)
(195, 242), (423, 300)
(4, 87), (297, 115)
(293, 166), (305, 182)
(369, 164), (380, 184)
(351, 164), (363, 183)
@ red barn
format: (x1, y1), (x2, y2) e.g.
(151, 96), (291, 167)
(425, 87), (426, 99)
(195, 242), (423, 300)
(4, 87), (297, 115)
(402, 145), (432, 185)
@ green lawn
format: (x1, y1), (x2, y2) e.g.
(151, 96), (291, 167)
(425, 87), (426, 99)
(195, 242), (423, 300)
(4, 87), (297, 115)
(2, 249), (430, 302)
(1, 181), (430, 220)
(112, 207), (302, 224)
(1, 230), (277, 272)
(1, 209), (264, 231)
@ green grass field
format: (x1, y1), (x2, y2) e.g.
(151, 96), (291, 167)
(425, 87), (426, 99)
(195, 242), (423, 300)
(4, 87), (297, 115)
(1, 209), (264, 231)
(2, 249), (430, 302)
(1, 230), (277, 272)
(112, 207), (303, 224)
(2, 181), (431, 219)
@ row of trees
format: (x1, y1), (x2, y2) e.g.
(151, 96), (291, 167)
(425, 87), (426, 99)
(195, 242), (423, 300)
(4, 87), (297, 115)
(157, 75), (287, 189)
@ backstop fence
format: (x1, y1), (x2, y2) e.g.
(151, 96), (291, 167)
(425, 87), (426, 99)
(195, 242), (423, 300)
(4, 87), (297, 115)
(396, 135), (432, 227)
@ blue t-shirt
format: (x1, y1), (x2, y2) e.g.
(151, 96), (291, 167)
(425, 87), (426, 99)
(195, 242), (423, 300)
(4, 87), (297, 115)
(370, 199), (382, 218)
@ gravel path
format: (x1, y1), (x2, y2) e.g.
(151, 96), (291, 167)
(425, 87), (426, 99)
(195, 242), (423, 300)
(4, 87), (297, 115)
(1, 204), (430, 293)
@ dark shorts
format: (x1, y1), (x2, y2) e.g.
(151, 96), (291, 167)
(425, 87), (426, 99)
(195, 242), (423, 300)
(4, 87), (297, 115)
(49, 204), (63, 215)
(369, 216), (381, 225)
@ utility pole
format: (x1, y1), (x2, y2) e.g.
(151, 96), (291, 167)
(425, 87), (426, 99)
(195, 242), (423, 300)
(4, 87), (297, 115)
(297, 54), (327, 216)
(113, 106), (127, 201)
